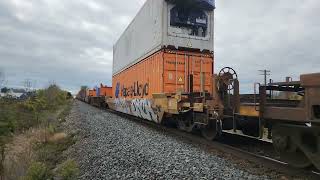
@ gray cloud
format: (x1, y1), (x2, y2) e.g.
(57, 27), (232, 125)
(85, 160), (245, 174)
(215, 0), (320, 92)
(0, 0), (146, 92)
(0, 0), (319, 93)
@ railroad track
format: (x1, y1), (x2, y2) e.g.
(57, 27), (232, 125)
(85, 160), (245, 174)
(91, 104), (320, 179)
(163, 127), (320, 179)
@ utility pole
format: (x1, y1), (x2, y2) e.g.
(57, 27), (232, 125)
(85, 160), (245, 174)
(259, 70), (271, 86)
(23, 79), (32, 92)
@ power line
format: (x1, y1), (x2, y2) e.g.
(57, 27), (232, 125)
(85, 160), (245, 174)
(259, 70), (271, 86)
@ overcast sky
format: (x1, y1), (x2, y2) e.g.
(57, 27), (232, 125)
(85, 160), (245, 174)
(0, 0), (319, 93)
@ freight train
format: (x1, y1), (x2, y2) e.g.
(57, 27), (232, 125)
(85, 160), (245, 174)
(77, 84), (112, 108)
(77, 0), (320, 171)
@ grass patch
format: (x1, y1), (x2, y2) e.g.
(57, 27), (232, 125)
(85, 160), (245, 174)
(33, 103), (77, 178)
(57, 159), (79, 180)
(35, 134), (76, 169)
(24, 162), (51, 180)
(57, 103), (72, 123)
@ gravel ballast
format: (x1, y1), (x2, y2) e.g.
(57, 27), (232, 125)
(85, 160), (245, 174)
(64, 101), (274, 180)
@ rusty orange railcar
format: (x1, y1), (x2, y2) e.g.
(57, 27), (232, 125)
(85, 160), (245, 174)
(88, 89), (96, 97)
(84, 89), (95, 103)
(99, 84), (112, 97)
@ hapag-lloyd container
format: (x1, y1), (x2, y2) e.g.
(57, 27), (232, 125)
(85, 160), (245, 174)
(113, 0), (215, 75)
(112, 49), (213, 99)
(110, 49), (214, 122)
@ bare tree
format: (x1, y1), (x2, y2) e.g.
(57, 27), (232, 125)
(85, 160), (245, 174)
(49, 80), (56, 86)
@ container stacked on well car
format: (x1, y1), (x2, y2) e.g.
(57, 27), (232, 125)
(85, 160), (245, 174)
(108, 0), (217, 125)
(77, 84), (112, 108)
(91, 84), (112, 108)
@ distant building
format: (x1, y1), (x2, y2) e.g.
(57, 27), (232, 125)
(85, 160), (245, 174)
(0, 88), (29, 99)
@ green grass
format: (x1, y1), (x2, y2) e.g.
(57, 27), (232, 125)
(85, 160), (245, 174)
(57, 101), (73, 123)
(57, 159), (79, 180)
(24, 162), (51, 180)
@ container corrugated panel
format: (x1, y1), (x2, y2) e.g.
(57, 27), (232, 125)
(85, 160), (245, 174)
(112, 49), (213, 99)
(100, 87), (112, 97)
(113, 0), (215, 75)
(89, 90), (96, 97)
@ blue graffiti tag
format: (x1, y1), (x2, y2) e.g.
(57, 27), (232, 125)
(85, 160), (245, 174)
(115, 82), (120, 98)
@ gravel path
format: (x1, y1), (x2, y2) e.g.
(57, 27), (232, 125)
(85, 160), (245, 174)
(64, 101), (273, 180)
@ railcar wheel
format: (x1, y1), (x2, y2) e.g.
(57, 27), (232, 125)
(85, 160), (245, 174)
(272, 125), (312, 168)
(177, 120), (194, 133)
(279, 149), (311, 168)
(201, 121), (218, 141)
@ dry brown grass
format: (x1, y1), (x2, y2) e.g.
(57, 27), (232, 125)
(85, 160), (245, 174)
(4, 128), (41, 179)
(3, 128), (66, 180)
(48, 132), (67, 143)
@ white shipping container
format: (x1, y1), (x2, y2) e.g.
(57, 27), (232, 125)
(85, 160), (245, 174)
(113, 0), (215, 75)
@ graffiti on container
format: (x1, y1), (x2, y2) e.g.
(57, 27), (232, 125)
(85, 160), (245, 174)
(114, 98), (160, 123)
(114, 98), (131, 114)
(116, 81), (149, 98)
(131, 99), (158, 122)
(115, 82), (120, 98)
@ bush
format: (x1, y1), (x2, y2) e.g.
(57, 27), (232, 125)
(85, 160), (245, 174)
(24, 162), (51, 180)
(0, 84), (70, 137)
(57, 159), (79, 180)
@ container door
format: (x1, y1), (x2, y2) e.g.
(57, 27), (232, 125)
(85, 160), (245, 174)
(189, 55), (213, 93)
(163, 52), (188, 93)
